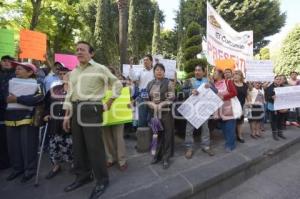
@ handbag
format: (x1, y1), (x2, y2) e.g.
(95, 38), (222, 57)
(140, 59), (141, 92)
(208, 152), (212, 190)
(231, 96), (243, 119)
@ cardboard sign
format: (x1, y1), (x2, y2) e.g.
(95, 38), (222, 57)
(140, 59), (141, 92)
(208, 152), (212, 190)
(0, 29), (15, 58)
(19, 29), (47, 61)
(55, 54), (79, 70)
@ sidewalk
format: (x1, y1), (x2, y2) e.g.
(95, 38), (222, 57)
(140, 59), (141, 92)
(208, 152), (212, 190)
(1, 123), (300, 199)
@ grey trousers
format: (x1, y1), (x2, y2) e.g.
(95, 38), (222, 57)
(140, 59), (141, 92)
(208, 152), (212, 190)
(6, 125), (38, 176)
(185, 120), (210, 150)
(71, 103), (108, 185)
(102, 124), (127, 166)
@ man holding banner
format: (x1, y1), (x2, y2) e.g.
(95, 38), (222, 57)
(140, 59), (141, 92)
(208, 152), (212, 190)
(63, 41), (122, 199)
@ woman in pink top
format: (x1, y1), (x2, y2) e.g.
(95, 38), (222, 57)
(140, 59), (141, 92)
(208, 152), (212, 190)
(213, 70), (238, 152)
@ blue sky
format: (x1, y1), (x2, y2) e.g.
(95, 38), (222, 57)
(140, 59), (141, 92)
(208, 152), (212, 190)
(157, 0), (300, 48)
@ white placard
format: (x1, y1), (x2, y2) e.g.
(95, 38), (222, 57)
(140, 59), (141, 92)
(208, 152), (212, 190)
(159, 59), (177, 79)
(122, 64), (144, 78)
(177, 84), (224, 129)
(8, 78), (38, 109)
(245, 60), (275, 82)
(274, 86), (300, 110)
(206, 2), (253, 74)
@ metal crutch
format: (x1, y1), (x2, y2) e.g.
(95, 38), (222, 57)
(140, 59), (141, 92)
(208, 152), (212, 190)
(34, 123), (48, 187)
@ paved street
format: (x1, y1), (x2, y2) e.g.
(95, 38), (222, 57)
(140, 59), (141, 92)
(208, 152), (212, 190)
(218, 149), (300, 199)
(0, 123), (300, 199)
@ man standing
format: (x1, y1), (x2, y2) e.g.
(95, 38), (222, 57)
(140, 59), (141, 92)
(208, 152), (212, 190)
(182, 65), (216, 159)
(63, 41), (122, 199)
(0, 55), (15, 170)
(129, 55), (154, 127)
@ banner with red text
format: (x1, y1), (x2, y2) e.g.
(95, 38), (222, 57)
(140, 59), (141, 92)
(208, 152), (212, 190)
(206, 2), (253, 73)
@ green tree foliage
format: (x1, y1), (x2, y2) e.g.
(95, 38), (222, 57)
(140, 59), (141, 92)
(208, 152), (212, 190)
(275, 25), (300, 75)
(182, 22), (206, 76)
(151, 2), (160, 55)
(256, 47), (270, 60)
(160, 30), (177, 59)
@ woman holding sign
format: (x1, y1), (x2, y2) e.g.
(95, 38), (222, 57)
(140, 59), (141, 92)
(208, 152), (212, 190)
(213, 69), (238, 152)
(146, 63), (175, 169)
(5, 62), (44, 183)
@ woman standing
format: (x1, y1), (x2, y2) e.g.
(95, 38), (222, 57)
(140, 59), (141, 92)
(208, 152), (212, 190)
(102, 66), (128, 171)
(265, 76), (286, 141)
(213, 70), (238, 152)
(233, 70), (248, 143)
(43, 66), (73, 179)
(5, 62), (44, 183)
(147, 63), (175, 169)
(248, 82), (265, 138)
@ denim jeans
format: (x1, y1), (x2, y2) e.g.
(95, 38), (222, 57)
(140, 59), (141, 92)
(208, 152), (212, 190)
(185, 120), (210, 150)
(221, 119), (236, 150)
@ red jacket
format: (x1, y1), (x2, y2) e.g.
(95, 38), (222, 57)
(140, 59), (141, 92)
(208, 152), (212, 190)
(224, 79), (237, 101)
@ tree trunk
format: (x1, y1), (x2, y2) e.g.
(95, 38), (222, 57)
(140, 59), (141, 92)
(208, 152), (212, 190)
(118, 0), (129, 72)
(30, 0), (43, 30)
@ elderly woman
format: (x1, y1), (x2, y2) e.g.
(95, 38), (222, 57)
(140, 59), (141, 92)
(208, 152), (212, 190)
(43, 66), (73, 179)
(5, 62), (44, 183)
(213, 69), (238, 152)
(146, 63), (175, 169)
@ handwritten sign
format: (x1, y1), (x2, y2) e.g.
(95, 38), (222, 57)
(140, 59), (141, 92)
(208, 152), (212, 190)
(245, 60), (275, 82)
(0, 29), (15, 58)
(55, 54), (79, 70)
(274, 85), (300, 110)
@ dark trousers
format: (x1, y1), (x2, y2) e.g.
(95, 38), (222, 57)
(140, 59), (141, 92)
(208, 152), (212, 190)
(71, 103), (108, 185)
(154, 112), (174, 161)
(0, 124), (10, 169)
(270, 111), (284, 132)
(6, 125), (38, 175)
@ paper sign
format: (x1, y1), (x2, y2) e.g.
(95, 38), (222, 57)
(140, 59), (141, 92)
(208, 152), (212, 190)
(102, 87), (133, 126)
(158, 59), (177, 79)
(55, 54), (79, 70)
(19, 29), (47, 61)
(215, 59), (235, 72)
(0, 29), (15, 58)
(274, 85), (300, 110)
(122, 64), (144, 78)
(177, 84), (223, 129)
(245, 60), (275, 82)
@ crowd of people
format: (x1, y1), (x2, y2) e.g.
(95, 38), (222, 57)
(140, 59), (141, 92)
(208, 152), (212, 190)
(0, 41), (299, 199)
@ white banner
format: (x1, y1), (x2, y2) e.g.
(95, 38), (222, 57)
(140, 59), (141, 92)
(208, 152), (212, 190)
(245, 60), (275, 82)
(274, 86), (300, 110)
(177, 84), (223, 129)
(207, 2), (253, 73)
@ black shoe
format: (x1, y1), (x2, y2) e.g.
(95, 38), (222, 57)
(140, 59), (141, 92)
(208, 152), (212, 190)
(272, 132), (279, 141)
(20, 173), (35, 183)
(162, 160), (169, 170)
(64, 177), (93, 192)
(278, 133), (287, 139)
(237, 137), (245, 143)
(6, 171), (23, 181)
(150, 158), (161, 165)
(89, 183), (109, 199)
(45, 166), (61, 179)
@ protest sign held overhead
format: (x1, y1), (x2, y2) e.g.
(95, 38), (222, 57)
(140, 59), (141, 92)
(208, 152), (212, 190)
(19, 29), (47, 61)
(55, 54), (79, 70)
(0, 29), (15, 58)
(207, 2), (253, 73)
(245, 60), (275, 82)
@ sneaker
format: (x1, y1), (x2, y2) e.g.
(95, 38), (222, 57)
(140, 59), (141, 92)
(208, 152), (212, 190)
(202, 148), (215, 156)
(185, 149), (193, 159)
(119, 163), (128, 172)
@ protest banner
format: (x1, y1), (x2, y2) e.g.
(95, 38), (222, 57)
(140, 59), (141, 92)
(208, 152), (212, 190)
(102, 87), (133, 126)
(274, 85), (300, 110)
(245, 60), (275, 82)
(54, 54), (79, 70)
(0, 29), (15, 58)
(177, 84), (223, 129)
(19, 29), (47, 61)
(207, 2), (253, 73)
